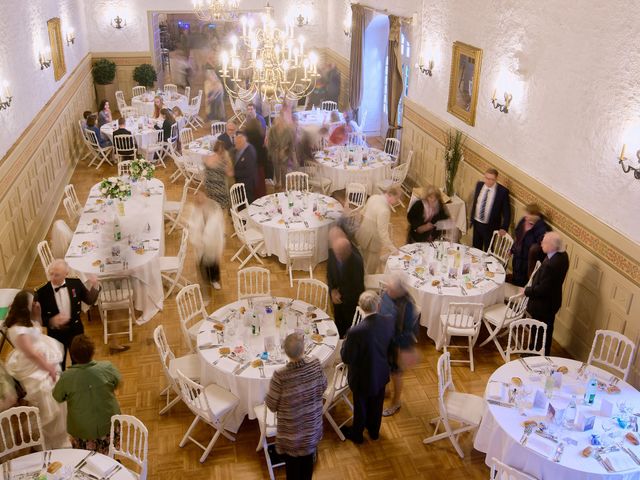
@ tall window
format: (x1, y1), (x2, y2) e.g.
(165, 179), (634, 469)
(383, 29), (411, 123)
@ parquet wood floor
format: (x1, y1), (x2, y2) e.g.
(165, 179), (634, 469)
(16, 131), (570, 479)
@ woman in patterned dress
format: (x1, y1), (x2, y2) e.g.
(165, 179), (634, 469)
(203, 140), (233, 209)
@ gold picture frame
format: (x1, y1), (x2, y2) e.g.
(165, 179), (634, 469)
(447, 41), (482, 126)
(47, 18), (66, 81)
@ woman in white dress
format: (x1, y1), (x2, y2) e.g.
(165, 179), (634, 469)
(5, 290), (69, 449)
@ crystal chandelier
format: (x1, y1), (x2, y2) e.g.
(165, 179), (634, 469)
(192, 0), (240, 22)
(219, 2), (319, 105)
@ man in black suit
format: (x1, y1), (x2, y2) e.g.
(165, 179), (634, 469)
(34, 260), (101, 369)
(112, 118), (135, 160)
(469, 168), (511, 251)
(340, 291), (394, 444)
(233, 130), (258, 203)
(217, 121), (237, 151)
(524, 232), (570, 356)
(327, 236), (365, 338)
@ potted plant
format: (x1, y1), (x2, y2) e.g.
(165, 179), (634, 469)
(444, 129), (466, 197)
(92, 58), (117, 112)
(133, 64), (157, 89)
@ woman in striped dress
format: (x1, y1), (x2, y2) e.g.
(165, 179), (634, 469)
(203, 140), (233, 209)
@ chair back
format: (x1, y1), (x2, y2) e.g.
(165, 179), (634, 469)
(321, 100), (338, 111)
(99, 276), (133, 307)
(525, 261), (542, 288)
(488, 231), (514, 266)
(390, 161), (410, 185)
(489, 457), (537, 480)
(237, 267), (271, 300)
(149, 128), (164, 147)
(286, 230), (316, 259)
(109, 414), (149, 480)
(118, 160), (132, 177)
(153, 324), (176, 372)
(176, 284), (208, 352)
(175, 228), (189, 278)
(323, 363), (349, 412)
(115, 90), (127, 110)
(175, 369), (214, 422)
(384, 137), (400, 159)
(351, 306), (364, 328)
(346, 132), (366, 146)
(437, 351), (455, 403)
(168, 123), (179, 148)
(285, 172), (309, 193)
(443, 303), (484, 331)
(120, 106), (138, 119)
(230, 209), (248, 243)
(114, 134), (137, 159)
(184, 86), (191, 102)
(180, 127), (194, 147)
(506, 319), (547, 362)
(346, 182), (367, 209)
(211, 121), (226, 136)
(63, 197), (80, 223)
(503, 292), (529, 325)
(587, 329), (636, 381)
(37, 240), (54, 278)
(84, 128), (102, 150)
(132, 86), (146, 97)
(230, 183), (250, 213)
(164, 84), (178, 94)
(0, 406), (45, 460)
(64, 184), (82, 210)
(296, 279), (329, 312)
(51, 220), (73, 258)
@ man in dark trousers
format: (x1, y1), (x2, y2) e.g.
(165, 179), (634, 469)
(327, 235), (365, 338)
(523, 232), (570, 356)
(217, 120), (237, 151)
(34, 259), (101, 369)
(469, 168), (511, 251)
(340, 291), (394, 444)
(233, 130), (258, 203)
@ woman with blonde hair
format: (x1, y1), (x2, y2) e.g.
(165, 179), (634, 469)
(406, 184), (449, 243)
(152, 95), (164, 119)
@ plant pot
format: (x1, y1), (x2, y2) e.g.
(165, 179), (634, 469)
(95, 83), (117, 112)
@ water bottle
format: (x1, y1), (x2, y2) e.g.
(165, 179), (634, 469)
(544, 371), (555, 399)
(287, 191), (294, 208)
(584, 378), (598, 406)
(113, 215), (122, 241)
(564, 395), (577, 429)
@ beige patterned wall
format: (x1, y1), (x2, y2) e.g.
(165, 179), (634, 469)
(322, 49), (351, 112)
(91, 52), (154, 105)
(401, 98), (640, 387)
(0, 54), (95, 289)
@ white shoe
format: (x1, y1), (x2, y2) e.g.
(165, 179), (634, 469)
(212, 282), (221, 290)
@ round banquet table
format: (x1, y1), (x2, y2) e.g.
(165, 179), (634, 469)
(65, 179), (165, 324)
(295, 109), (344, 132)
(131, 91), (188, 118)
(248, 192), (343, 266)
(5, 448), (135, 479)
(197, 297), (338, 432)
(183, 134), (219, 167)
(313, 145), (394, 194)
(384, 241), (506, 349)
(474, 356), (640, 479)
(100, 116), (162, 150)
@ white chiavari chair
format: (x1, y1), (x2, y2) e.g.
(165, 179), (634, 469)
(98, 276), (135, 345)
(211, 121), (226, 136)
(0, 406), (45, 461)
(253, 404), (283, 480)
(164, 181), (189, 234)
(176, 370), (239, 463)
(179, 127), (194, 148)
(176, 284), (208, 353)
(62, 197), (80, 225)
(114, 134), (137, 163)
(64, 184), (81, 212)
(489, 458), (537, 480)
(120, 106), (138, 119)
(115, 90), (127, 111)
(296, 279), (329, 312)
(346, 182), (367, 210)
(51, 219), (73, 258)
(488, 231), (515, 266)
(321, 100), (338, 111)
(587, 329), (636, 381)
(132, 86), (146, 97)
(117, 160), (132, 177)
(285, 172), (309, 193)
(479, 293), (529, 362)
(346, 131), (367, 147)
(351, 306), (365, 329)
(184, 86), (191, 102)
(159, 228), (191, 298)
(141, 129), (167, 168)
(303, 162), (332, 195)
(37, 241), (54, 279)
(237, 267), (271, 300)
(164, 83), (178, 94)
(185, 90), (204, 128)
(323, 362), (353, 441)
(375, 156), (411, 212)
(84, 129), (114, 169)
(78, 120), (94, 163)
(422, 352), (484, 458)
(503, 260), (541, 301)
(440, 302), (484, 371)
(109, 414), (148, 480)
(230, 209), (265, 268)
(505, 319), (548, 362)
(384, 137), (400, 161)
(286, 230), (316, 287)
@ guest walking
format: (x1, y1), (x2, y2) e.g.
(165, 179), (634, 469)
(406, 185), (449, 243)
(469, 168), (511, 251)
(510, 203), (551, 286)
(268, 113), (296, 190)
(203, 140), (233, 209)
(245, 118), (267, 198)
(234, 130), (258, 203)
(53, 335), (121, 454)
(266, 333), (327, 479)
(340, 291), (394, 443)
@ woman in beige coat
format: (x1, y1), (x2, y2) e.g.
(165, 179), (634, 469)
(355, 186), (401, 274)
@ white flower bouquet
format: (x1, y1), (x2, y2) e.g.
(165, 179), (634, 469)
(130, 158), (155, 181)
(99, 177), (131, 200)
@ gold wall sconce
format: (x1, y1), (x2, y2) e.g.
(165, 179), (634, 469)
(296, 13), (309, 27)
(66, 29), (75, 46)
(491, 89), (512, 114)
(111, 15), (127, 29)
(416, 57), (434, 76)
(618, 144), (640, 180)
(0, 80), (12, 111)
(39, 47), (52, 69)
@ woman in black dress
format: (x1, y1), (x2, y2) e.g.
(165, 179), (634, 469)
(406, 185), (449, 243)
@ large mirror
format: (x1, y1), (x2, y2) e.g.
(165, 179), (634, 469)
(447, 41), (482, 126)
(47, 18), (66, 81)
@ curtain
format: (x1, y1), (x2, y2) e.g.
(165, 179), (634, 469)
(348, 4), (365, 122)
(386, 16), (403, 139)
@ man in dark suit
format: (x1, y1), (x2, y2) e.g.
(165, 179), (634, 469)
(217, 121), (237, 151)
(233, 130), (258, 203)
(327, 236), (365, 338)
(112, 118), (135, 160)
(469, 168), (511, 251)
(524, 232), (570, 356)
(34, 260), (101, 369)
(340, 291), (394, 443)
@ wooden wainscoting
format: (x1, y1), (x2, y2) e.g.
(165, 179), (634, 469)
(0, 54), (95, 288)
(401, 98), (640, 386)
(92, 52), (154, 106)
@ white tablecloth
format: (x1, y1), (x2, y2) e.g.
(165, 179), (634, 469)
(65, 179), (165, 324)
(385, 241), (506, 348)
(131, 91), (188, 118)
(295, 109), (343, 132)
(248, 192), (343, 266)
(474, 356), (640, 480)
(8, 448), (135, 479)
(183, 134), (219, 168)
(313, 146), (394, 194)
(100, 116), (162, 150)
(197, 297), (338, 432)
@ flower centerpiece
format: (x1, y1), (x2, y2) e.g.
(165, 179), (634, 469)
(99, 177), (131, 201)
(444, 129), (467, 197)
(129, 157), (155, 181)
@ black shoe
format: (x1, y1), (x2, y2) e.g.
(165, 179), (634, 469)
(369, 432), (380, 440)
(109, 345), (130, 353)
(340, 426), (363, 444)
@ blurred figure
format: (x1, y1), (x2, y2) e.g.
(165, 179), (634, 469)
(268, 112), (296, 190)
(203, 140), (233, 209)
(380, 275), (419, 417)
(218, 121), (237, 151)
(234, 130), (258, 203)
(328, 111), (348, 146)
(406, 185), (449, 243)
(245, 118), (267, 198)
(205, 69), (226, 121)
(325, 63), (341, 104)
(510, 203), (551, 286)
(246, 102), (267, 131)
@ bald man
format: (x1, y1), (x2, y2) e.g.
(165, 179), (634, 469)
(327, 235), (365, 338)
(217, 121), (237, 151)
(523, 232), (569, 355)
(35, 260), (101, 369)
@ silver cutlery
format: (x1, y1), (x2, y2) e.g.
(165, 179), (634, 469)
(621, 445), (640, 465)
(552, 442), (565, 462)
(520, 424), (534, 445)
(234, 362), (252, 375)
(487, 399), (515, 409)
(460, 285), (468, 296)
(74, 451), (96, 469)
(594, 452), (613, 472)
(535, 430), (558, 443)
(102, 463), (122, 479)
(519, 358), (532, 372)
(544, 356), (554, 364)
(437, 284), (443, 295)
(259, 366), (266, 378)
(198, 343), (221, 350)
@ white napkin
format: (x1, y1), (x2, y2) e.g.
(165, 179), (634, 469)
(525, 435), (556, 458)
(316, 320), (334, 335)
(11, 454), (42, 473)
(310, 344), (333, 361)
(487, 382), (506, 401)
(486, 263), (500, 273)
(86, 455), (114, 476)
(290, 300), (310, 314)
(603, 450), (637, 472)
(216, 356), (240, 373)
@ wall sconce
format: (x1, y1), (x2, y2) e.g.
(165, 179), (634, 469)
(111, 15), (127, 29)
(39, 47), (52, 70)
(0, 80), (12, 111)
(491, 89), (512, 114)
(66, 29), (76, 46)
(296, 13), (309, 27)
(618, 144), (640, 180)
(343, 18), (351, 37)
(416, 57), (434, 76)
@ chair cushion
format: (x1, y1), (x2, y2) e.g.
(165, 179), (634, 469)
(440, 315), (478, 336)
(444, 391), (484, 426)
(483, 304), (520, 326)
(187, 320), (204, 340)
(169, 353), (200, 381)
(159, 256), (179, 271)
(245, 228), (265, 243)
(200, 383), (240, 420)
(503, 282), (521, 301)
(164, 201), (181, 213)
(376, 179), (393, 191)
(253, 404), (278, 438)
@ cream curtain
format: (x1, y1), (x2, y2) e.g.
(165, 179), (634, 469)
(348, 4), (365, 122)
(386, 16), (403, 139)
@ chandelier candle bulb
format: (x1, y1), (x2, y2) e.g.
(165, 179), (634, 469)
(619, 144), (626, 161)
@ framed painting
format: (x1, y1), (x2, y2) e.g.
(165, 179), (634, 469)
(47, 18), (66, 81)
(447, 41), (482, 126)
